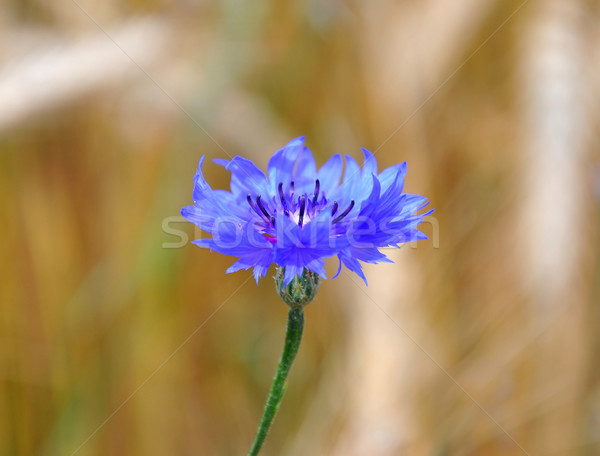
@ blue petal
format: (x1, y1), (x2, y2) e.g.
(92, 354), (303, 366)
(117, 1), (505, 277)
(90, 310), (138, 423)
(378, 162), (407, 192)
(273, 211), (338, 274)
(183, 158), (248, 232)
(193, 221), (272, 256)
(278, 260), (327, 286)
(268, 137), (305, 189)
(252, 263), (271, 282)
(305, 259), (327, 279)
(283, 265), (303, 286)
(317, 153), (343, 194)
(192, 156), (210, 202)
(213, 156), (270, 198)
(336, 154), (376, 204)
(338, 250), (368, 285)
(332, 257), (343, 279)
(342, 154), (361, 187)
(350, 247), (393, 264)
(294, 146), (317, 180)
(327, 155), (363, 207)
(361, 148), (378, 178)
(358, 174), (381, 216)
(226, 251), (274, 283)
(181, 205), (213, 232)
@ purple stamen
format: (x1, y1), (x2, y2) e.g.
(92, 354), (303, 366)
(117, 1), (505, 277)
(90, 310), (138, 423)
(312, 179), (320, 206)
(289, 181), (295, 204)
(256, 195), (271, 220)
(278, 182), (289, 215)
(332, 200), (355, 224)
(331, 201), (339, 216)
(248, 194), (270, 223)
(298, 195), (306, 227)
(247, 194), (257, 212)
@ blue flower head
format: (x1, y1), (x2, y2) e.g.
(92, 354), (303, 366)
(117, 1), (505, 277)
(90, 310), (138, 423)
(182, 137), (432, 286)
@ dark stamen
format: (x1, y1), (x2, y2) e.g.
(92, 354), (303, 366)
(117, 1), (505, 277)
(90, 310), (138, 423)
(298, 195), (306, 227)
(256, 195), (271, 220)
(331, 201), (339, 216)
(278, 183), (289, 215)
(312, 179), (320, 206)
(332, 200), (355, 224)
(247, 194), (257, 212)
(248, 194), (270, 223)
(289, 182), (295, 211)
(270, 216), (276, 226)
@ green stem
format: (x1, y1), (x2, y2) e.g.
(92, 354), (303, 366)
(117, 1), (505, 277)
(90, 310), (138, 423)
(247, 306), (304, 456)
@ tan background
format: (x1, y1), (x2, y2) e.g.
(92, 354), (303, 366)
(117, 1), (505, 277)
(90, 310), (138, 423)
(1, 0), (599, 455)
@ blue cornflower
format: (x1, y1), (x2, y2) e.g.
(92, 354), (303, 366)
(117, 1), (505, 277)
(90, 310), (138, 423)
(181, 137), (432, 285)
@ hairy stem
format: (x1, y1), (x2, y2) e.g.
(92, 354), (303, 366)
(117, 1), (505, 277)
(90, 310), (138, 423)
(247, 306), (304, 456)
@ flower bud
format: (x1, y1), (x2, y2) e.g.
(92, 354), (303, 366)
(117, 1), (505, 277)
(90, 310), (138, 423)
(275, 267), (320, 308)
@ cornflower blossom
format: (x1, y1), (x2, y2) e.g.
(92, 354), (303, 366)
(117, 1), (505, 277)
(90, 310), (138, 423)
(181, 137), (431, 285)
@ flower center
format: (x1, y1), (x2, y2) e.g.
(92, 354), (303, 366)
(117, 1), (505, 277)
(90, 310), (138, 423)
(246, 179), (354, 229)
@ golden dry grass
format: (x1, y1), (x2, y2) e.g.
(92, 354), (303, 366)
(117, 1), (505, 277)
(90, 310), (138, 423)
(1, 1), (599, 455)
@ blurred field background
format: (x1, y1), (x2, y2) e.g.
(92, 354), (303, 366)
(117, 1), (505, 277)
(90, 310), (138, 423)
(1, 0), (600, 455)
